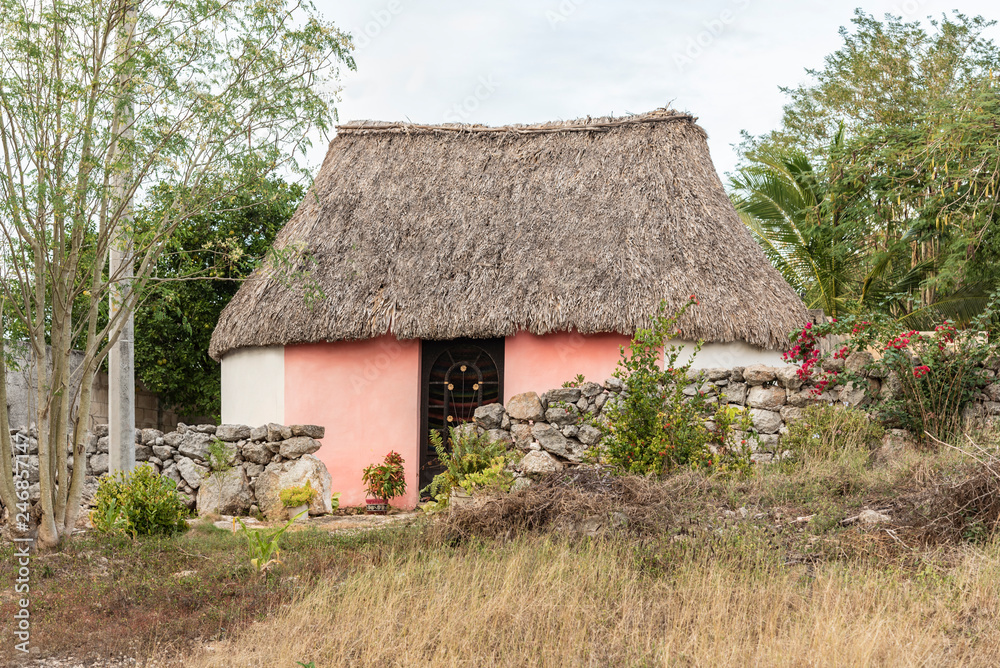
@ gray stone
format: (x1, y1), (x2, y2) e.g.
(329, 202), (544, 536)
(545, 405), (578, 425)
(216, 424), (252, 442)
(244, 462), (264, 479)
(266, 423), (291, 442)
(152, 445), (173, 460)
(604, 377), (625, 392)
(176, 456), (208, 489)
(578, 424), (602, 446)
(845, 351), (874, 375)
(163, 432), (183, 448)
(89, 453), (108, 475)
(506, 392), (545, 421)
(742, 365), (777, 385)
(197, 467), (253, 515)
(986, 383), (1000, 402)
(983, 402), (1000, 416)
(135, 444), (153, 462)
(94, 424), (109, 438)
(722, 382), (748, 405)
(279, 436), (322, 459)
(839, 380), (873, 407)
(594, 393), (609, 413)
(290, 424), (325, 439)
(779, 405), (803, 422)
(250, 425), (268, 441)
(473, 403), (507, 430)
(561, 425), (579, 438)
(161, 462), (181, 485)
(140, 428), (163, 445)
(545, 388), (582, 404)
(859, 509), (891, 525)
(576, 398), (589, 411)
(500, 413), (511, 430)
(486, 429), (513, 446)
(580, 382), (603, 398)
(531, 423), (571, 458)
(774, 366), (803, 390)
(731, 367), (745, 382)
(705, 368), (730, 382)
(193, 424), (217, 434)
(97, 435), (109, 453)
(822, 356), (846, 373)
(242, 441), (274, 464)
(786, 390), (815, 408)
(749, 409), (782, 434)
(148, 456), (162, 467)
(519, 450), (563, 475)
(511, 476), (533, 492)
(177, 432), (213, 461)
(510, 423), (534, 450)
(747, 385), (786, 410)
(682, 384), (698, 397)
(754, 433), (780, 451)
(879, 372), (902, 400)
(254, 454), (333, 519)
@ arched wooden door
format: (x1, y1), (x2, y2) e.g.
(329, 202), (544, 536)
(419, 338), (504, 493)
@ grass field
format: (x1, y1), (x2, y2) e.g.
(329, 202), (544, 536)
(3, 421), (1000, 667)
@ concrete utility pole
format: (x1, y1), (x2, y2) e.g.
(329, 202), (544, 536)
(109, 1), (136, 475)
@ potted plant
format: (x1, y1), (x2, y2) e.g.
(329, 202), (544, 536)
(279, 481), (315, 522)
(362, 451), (406, 515)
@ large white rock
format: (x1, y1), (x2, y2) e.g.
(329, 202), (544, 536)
(197, 466), (253, 515)
(519, 450), (563, 475)
(254, 454), (333, 519)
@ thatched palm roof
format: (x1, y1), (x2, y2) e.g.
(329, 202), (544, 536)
(209, 109), (807, 361)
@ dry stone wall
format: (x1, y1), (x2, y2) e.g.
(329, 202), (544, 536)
(475, 356), (1000, 475)
(10, 421), (332, 520)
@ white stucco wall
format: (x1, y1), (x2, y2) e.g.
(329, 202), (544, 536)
(672, 340), (787, 369)
(220, 346), (284, 426)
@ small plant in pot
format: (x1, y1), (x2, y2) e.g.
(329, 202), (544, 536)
(362, 451), (406, 515)
(279, 481), (315, 522)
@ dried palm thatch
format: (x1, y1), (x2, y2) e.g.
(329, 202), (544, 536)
(210, 108), (807, 360)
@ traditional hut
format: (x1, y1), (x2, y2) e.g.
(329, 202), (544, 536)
(210, 109), (807, 507)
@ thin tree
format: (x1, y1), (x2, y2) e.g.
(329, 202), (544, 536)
(0, 0), (354, 548)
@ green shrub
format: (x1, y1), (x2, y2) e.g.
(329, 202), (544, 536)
(784, 404), (885, 461)
(279, 481), (316, 507)
(91, 465), (190, 537)
(422, 427), (516, 509)
(206, 438), (235, 474)
(600, 297), (755, 476)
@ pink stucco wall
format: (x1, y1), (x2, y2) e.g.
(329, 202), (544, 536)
(503, 331), (632, 402)
(283, 337), (421, 509)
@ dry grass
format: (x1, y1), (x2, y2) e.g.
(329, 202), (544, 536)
(191, 533), (1000, 667)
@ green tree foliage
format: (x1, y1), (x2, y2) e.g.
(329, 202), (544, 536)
(736, 11), (1000, 323)
(134, 178), (303, 420)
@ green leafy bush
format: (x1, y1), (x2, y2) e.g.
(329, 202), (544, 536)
(91, 465), (189, 537)
(279, 481), (316, 508)
(600, 297), (755, 476)
(783, 292), (1000, 440)
(422, 427), (516, 509)
(206, 438), (235, 474)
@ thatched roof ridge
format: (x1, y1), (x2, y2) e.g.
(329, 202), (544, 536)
(209, 109), (807, 361)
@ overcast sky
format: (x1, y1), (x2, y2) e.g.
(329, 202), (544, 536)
(310, 0), (1000, 179)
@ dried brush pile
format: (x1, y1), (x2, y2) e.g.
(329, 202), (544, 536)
(436, 468), (706, 541)
(905, 457), (1000, 545)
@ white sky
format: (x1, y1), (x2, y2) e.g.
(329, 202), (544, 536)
(310, 0), (1000, 180)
